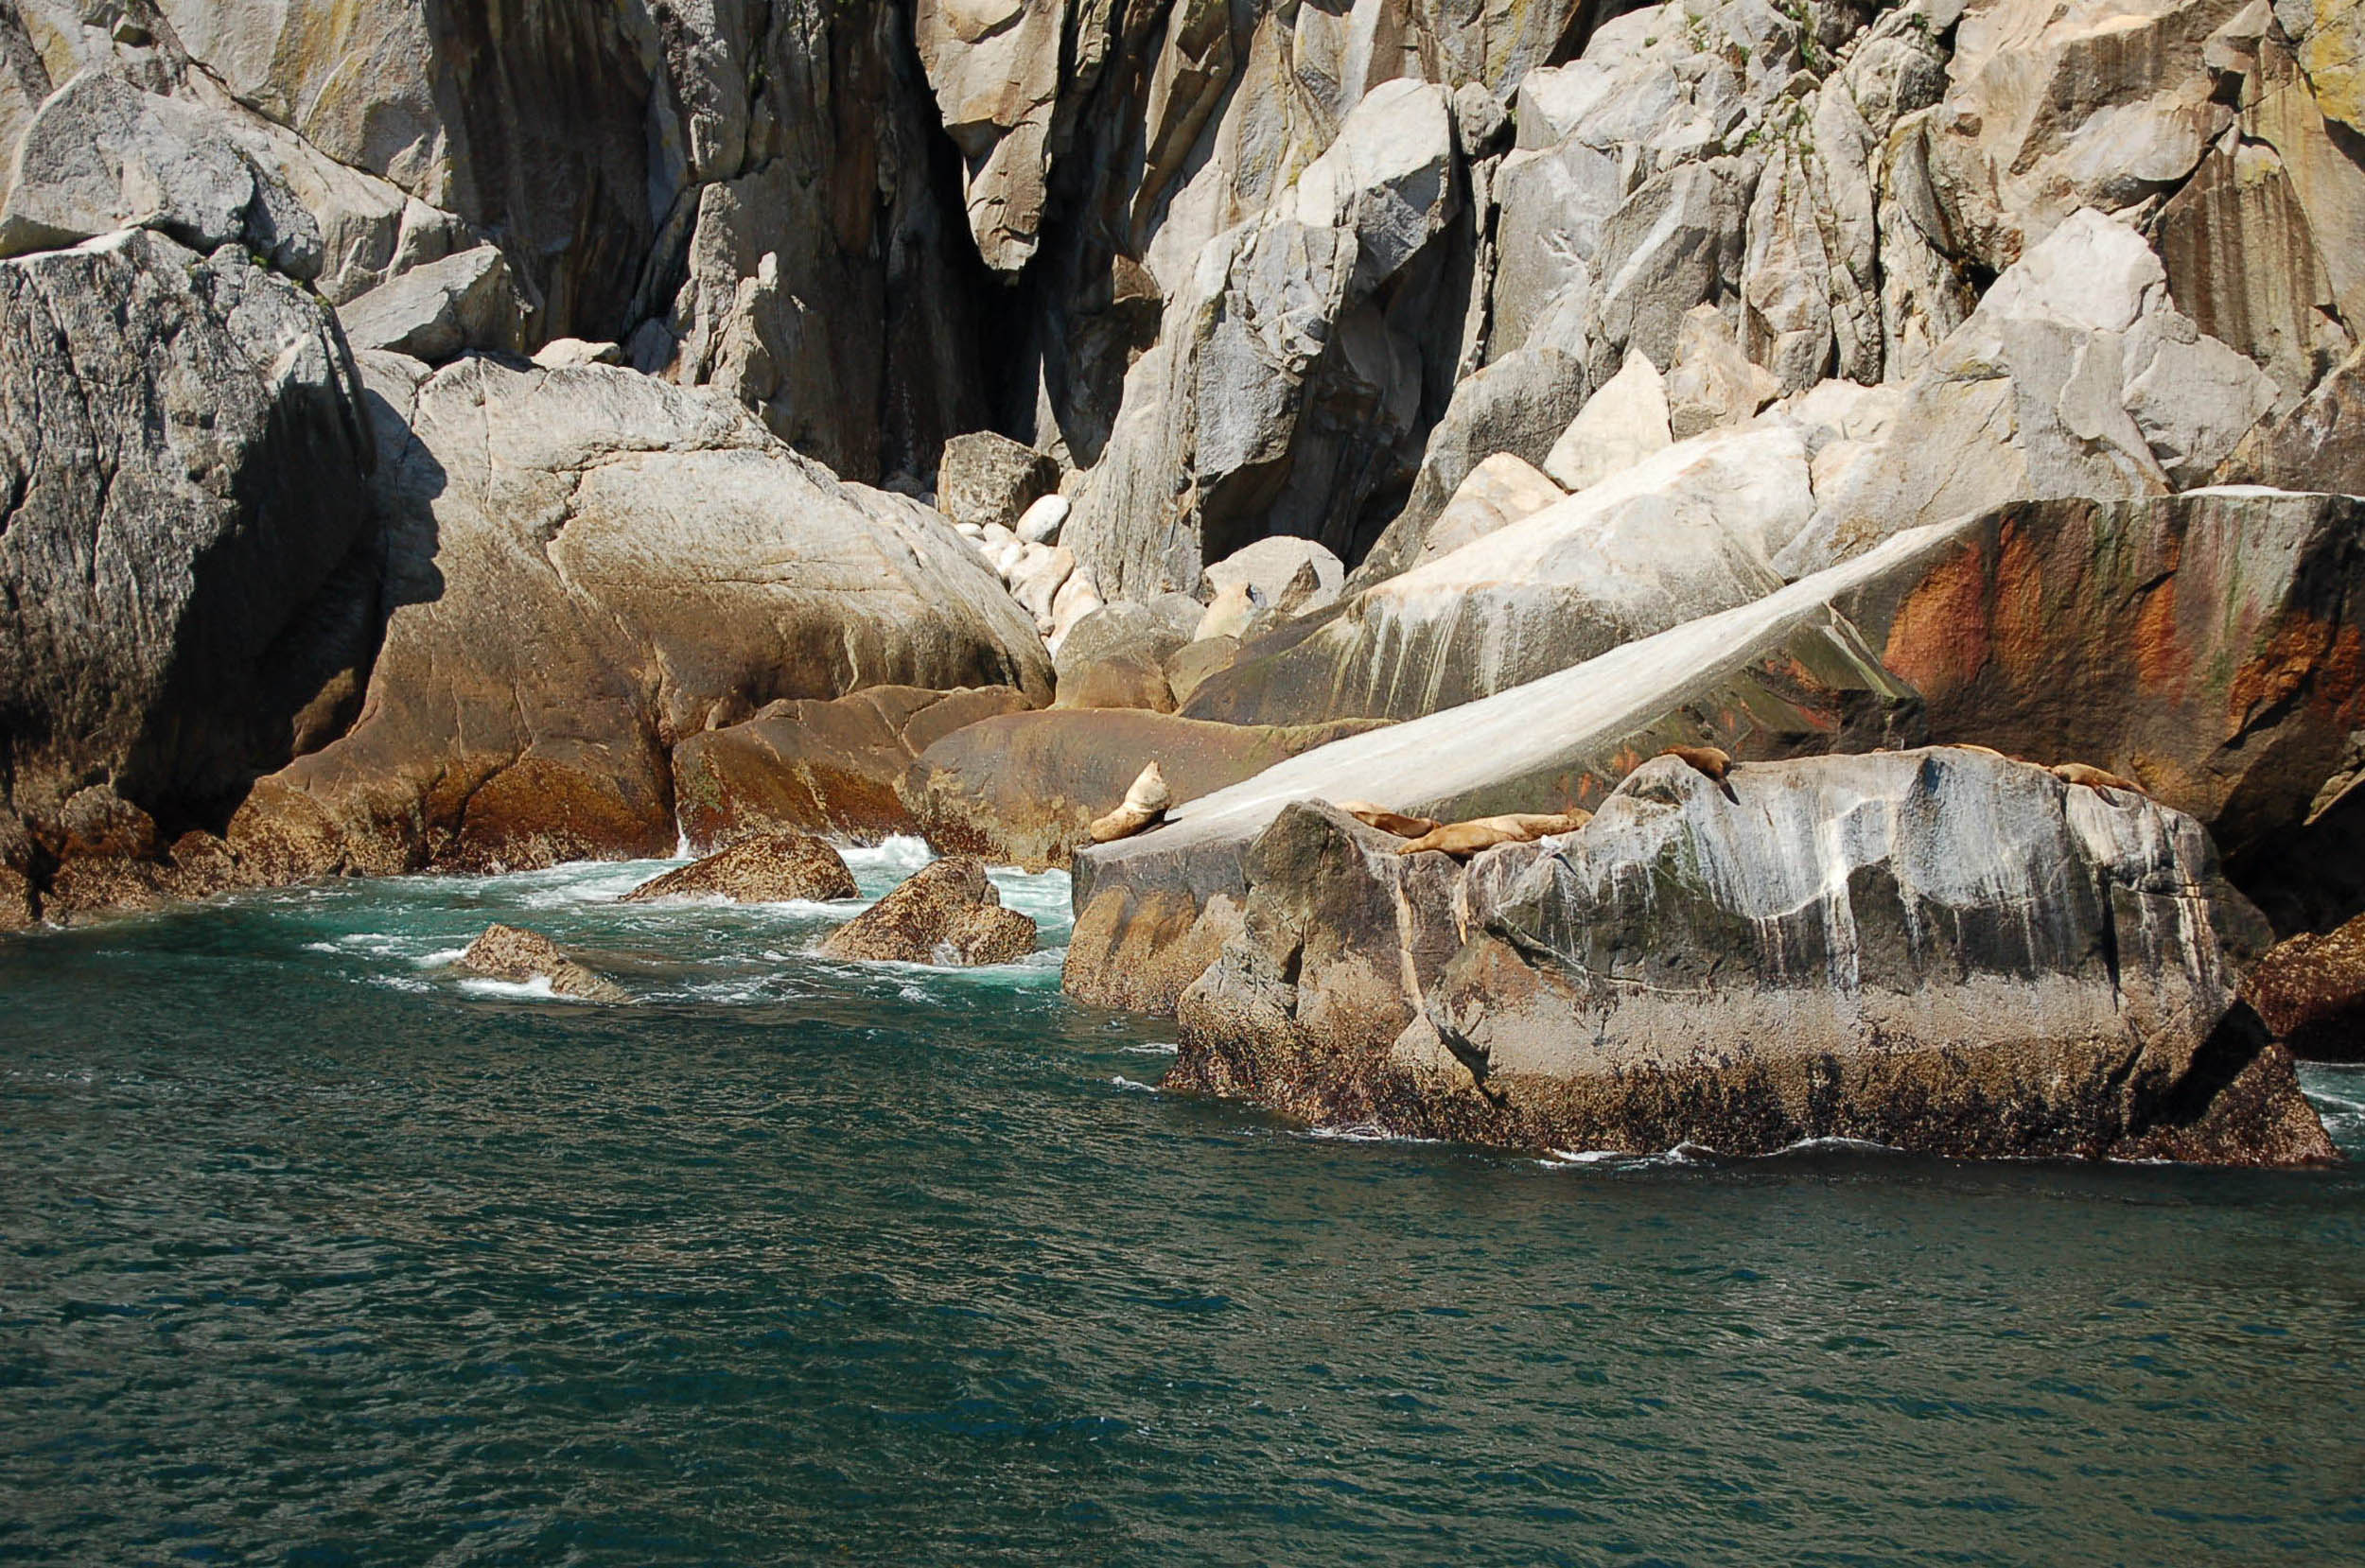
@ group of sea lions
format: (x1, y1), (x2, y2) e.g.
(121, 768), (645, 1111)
(1080, 742), (2148, 852)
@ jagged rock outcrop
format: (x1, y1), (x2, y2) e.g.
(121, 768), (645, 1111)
(817, 855), (1034, 965)
(0, 229), (376, 864)
(671, 685), (1033, 851)
(1064, 72), (1470, 594)
(457, 922), (633, 1002)
(1164, 755), (2334, 1166)
(621, 832), (857, 904)
(1781, 210), (2279, 575)
(234, 356), (1051, 879)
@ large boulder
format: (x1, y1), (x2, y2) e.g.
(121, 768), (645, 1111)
(237, 357), (1052, 879)
(817, 857), (1035, 966)
(1182, 425), (1813, 726)
(1051, 599), (1200, 713)
(335, 243), (526, 362)
(936, 430), (1057, 531)
(2245, 913), (2365, 1061)
(671, 686), (1034, 853)
(0, 64), (475, 308)
(621, 833), (857, 905)
(1165, 756), (2333, 1166)
(904, 709), (1391, 873)
(1357, 348), (1590, 585)
(0, 229), (376, 854)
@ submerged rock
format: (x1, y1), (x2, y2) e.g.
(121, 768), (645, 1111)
(817, 858), (1034, 967)
(457, 924), (633, 1003)
(1167, 753), (2334, 1168)
(622, 835), (856, 905)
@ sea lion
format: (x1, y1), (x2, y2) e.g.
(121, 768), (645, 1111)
(1398, 810), (1592, 859)
(1089, 762), (1174, 844)
(1950, 743), (2009, 758)
(1334, 799), (1442, 838)
(2052, 761), (2147, 796)
(1659, 744), (1733, 781)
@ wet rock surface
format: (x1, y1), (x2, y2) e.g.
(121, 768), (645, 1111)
(621, 834), (857, 906)
(2246, 915), (2365, 1061)
(238, 357), (1050, 880)
(456, 923), (633, 1003)
(817, 858), (1034, 967)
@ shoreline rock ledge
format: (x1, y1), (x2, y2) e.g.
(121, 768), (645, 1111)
(1160, 749), (2336, 1167)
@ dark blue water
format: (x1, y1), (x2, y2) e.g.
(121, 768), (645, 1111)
(3, 844), (2361, 1567)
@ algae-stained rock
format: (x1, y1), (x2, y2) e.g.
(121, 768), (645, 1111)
(1167, 755), (2334, 1167)
(622, 833), (857, 905)
(1832, 490), (2365, 882)
(907, 709), (1390, 873)
(457, 923), (633, 1003)
(818, 857), (1034, 966)
(246, 358), (1051, 879)
(2246, 914), (2365, 1061)
(0, 229), (375, 842)
(672, 686), (1033, 852)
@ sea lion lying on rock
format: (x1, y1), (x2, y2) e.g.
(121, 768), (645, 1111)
(1334, 799), (1442, 838)
(2052, 761), (2147, 795)
(1090, 762), (1173, 844)
(1399, 810), (1592, 859)
(1659, 744), (1733, 781)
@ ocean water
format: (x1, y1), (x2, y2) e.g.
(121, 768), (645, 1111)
(1, 845), (2360, 1567)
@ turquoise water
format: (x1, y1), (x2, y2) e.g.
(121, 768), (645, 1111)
(2, 845), (2360, 1567)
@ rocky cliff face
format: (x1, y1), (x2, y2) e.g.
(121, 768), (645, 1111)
(0, 0), (2356, 1159)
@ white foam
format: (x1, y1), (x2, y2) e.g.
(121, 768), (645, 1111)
(456, 975), (576, 1002)
(1110, 1075), (1161, 1093)
(1120, 1042), (1181, 1055)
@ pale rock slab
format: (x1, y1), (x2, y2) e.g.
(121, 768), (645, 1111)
(1544, 348), (1673, 493)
